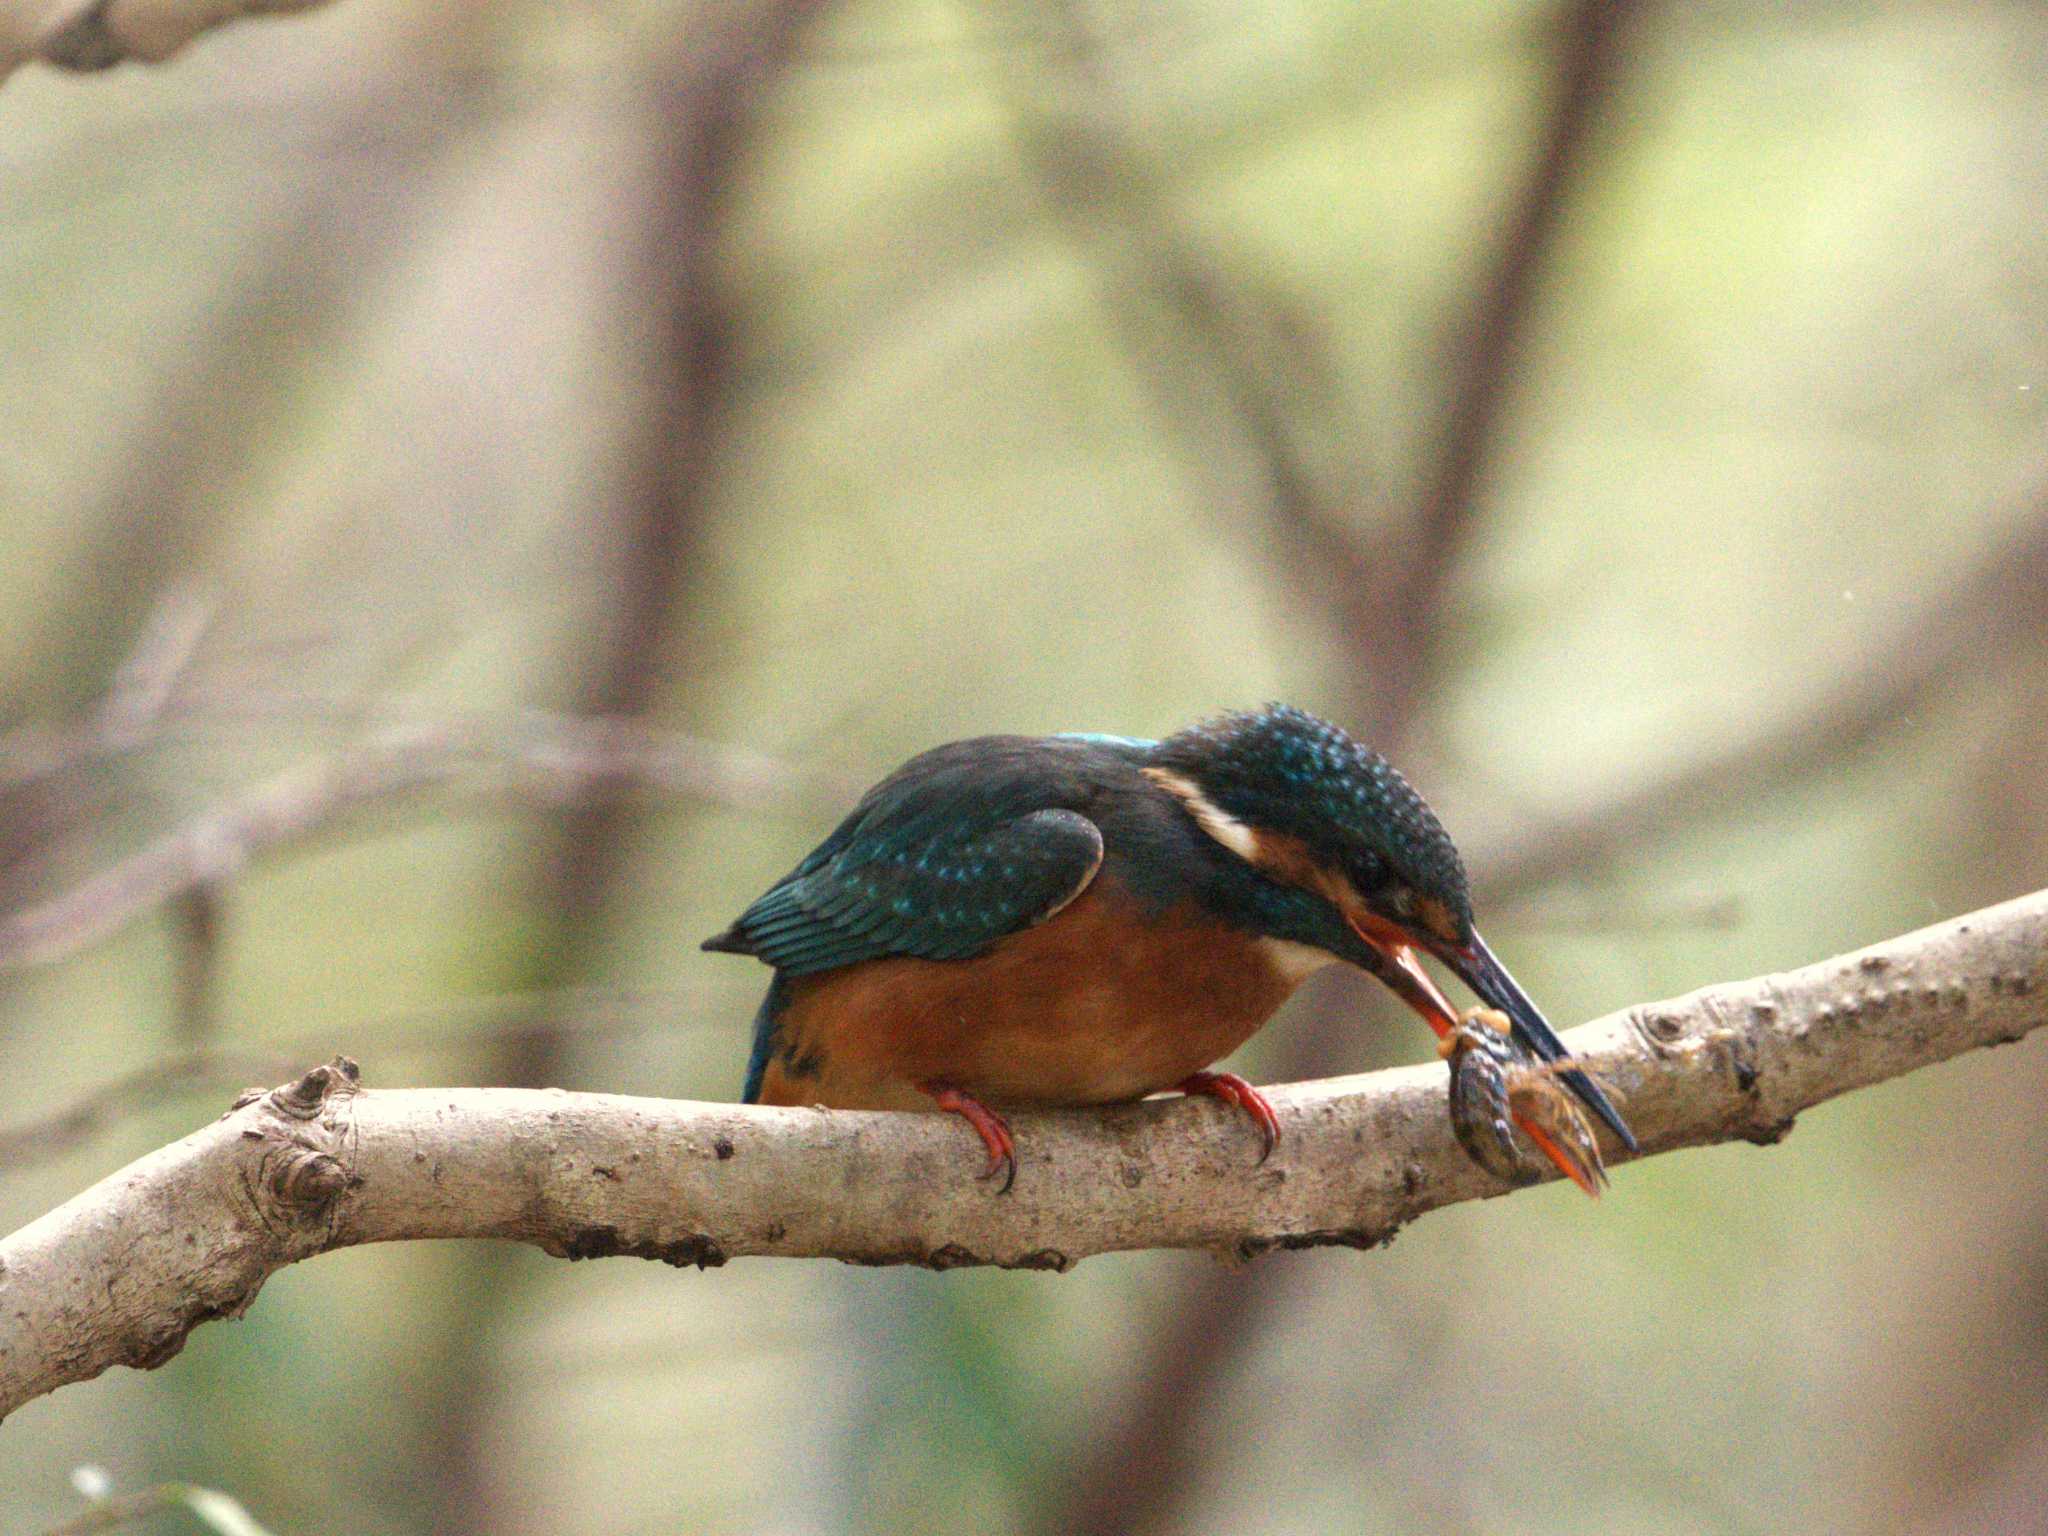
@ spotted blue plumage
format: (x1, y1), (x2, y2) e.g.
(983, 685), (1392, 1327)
(1150, 703), (1473, 939)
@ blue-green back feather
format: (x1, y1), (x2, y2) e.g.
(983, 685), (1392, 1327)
(704, 736), (1114, 979)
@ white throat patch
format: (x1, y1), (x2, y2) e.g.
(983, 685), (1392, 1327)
(1145, 767), (1344, 983)
(1262, 936), (1339, 982)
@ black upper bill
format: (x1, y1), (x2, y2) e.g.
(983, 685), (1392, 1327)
(1445, 931), (1639, 1154)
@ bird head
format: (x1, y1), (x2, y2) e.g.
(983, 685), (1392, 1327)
(1147, 705), (1634, 1156)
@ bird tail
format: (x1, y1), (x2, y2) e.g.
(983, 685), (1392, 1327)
(741, 973), (789, 1104)
(701, 922), (756, 955)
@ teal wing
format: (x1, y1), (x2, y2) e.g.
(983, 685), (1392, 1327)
(707, 804), (1103, 976)
(704, 736), (1123, 976)
(710, 734), (1138, 1104)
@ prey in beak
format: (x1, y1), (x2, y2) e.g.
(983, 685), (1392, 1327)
(1345, 911), (1636, 1195)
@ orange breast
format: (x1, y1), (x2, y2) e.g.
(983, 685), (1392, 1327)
(751, 879), (1314, 1111)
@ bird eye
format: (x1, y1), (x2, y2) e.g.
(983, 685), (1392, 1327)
(1344, 850), (1389, 895)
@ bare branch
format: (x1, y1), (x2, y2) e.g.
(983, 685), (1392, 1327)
(3, 887), (2044, 1425)
(1003, 4), (1396, 713)
(37, 1480), (272, 1536)
(1404, 0), (1637, 621)
(0, 713), (850, 973)
(94, 588), (216, 754)
(1, 0), (337, 81)
(167, 884), (223, 1044)
(512, 0), (832, 1080)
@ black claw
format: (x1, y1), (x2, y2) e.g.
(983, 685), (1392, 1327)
(982, 1153), (1017, 1195)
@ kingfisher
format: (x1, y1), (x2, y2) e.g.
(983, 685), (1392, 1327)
(705, 704), (1634, 1194)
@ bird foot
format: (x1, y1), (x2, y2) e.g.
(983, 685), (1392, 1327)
(1174, 1071), (1280, 1163)
(1442, 1009), (1607, 1197)
(919, 1080), (1017, 1194)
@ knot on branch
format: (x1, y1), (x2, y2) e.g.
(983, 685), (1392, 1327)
(269, 1056), (360, 1119)
(267, 1149), (349, 1210)
(230, 1057), (362, 1236)
(1632, 1006), (1690, 1050)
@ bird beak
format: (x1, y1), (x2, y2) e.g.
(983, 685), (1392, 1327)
(1436, 930), (1638, 1155)
(1340, 909), (1466, 1039)
(1343, 913), (1639, 1162)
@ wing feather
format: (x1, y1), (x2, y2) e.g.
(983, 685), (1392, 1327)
(711, 805), (1104, 976)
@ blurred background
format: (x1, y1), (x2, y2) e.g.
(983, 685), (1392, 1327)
(2, 0), (2046, 1531)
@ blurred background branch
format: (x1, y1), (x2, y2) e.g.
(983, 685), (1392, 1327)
(1, 0), (339, 81)
(1473, 489), (2048, 901)
(0, 984), (714, 1168)
(0, 710), (843, 972)
(415, 5), (835, 1527)
(1036, 4), (1645, 1530)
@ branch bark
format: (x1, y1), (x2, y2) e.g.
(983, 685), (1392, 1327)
(4, 886), (2044, 1425)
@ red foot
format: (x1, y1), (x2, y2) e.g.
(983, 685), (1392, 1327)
(919, 1081), (1017, 1194)
(1175, 1071), (1280, 1163)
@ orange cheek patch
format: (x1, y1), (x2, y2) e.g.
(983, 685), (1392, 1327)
(1412, 895), (1461, 946)
(1245, 831), (1353, 908)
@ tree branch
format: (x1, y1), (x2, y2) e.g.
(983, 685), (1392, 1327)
(0, 711), (850, 973)
(4, 887), (2044, 1424)
(1, 0), (337, 81)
